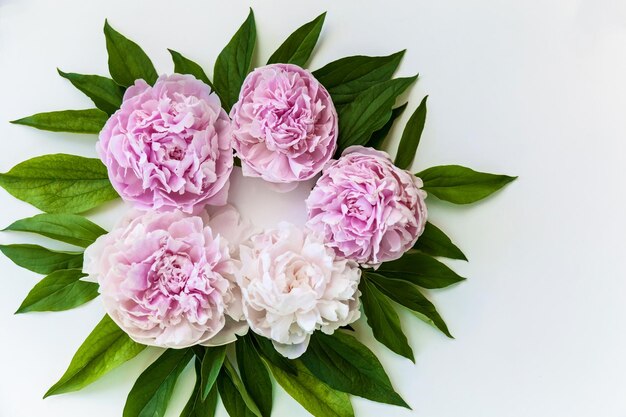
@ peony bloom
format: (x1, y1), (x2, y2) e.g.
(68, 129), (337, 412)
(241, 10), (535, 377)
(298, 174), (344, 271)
(306, 146), (428, 267)
(236, 223), (361, 358)
(230, 64), (337, 185)
(83, 209), (246, 348)
(97, 74), (233, 213)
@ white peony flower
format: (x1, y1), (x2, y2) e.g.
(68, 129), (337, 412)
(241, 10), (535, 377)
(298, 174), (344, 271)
(236, 223), (361, 358)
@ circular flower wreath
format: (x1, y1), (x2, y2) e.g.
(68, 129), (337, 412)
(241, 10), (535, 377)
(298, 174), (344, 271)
(0, 10), (516, 417)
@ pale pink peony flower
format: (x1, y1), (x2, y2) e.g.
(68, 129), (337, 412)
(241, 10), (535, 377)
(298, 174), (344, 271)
(97, 74), (233, 213)
(306, 146), (428, 267)
(236, 223), (361, 359)
(83, 208), (248, 348)
(230, 64), (337, 185)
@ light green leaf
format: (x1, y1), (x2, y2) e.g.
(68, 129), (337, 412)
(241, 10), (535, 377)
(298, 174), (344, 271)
(301, 332), (409, 408)
(367, 272), (453, 338)
(45, 315), (146, 397)
(168, 50), (214, 89)
(104, 20), (158, 87)
(378, 251), (466, 288)
(417, 165), (517, 204)
(313, 51), (405, 106)
(181, 358), (218, 417)
(267, 12), (326, 67)
(0, 154), (119, 214)
(413, 222), (467, 261)
(11, 109), (109, 134)
(395, 96), (427, 169)
(16, 269), (98, 313)
(4, 213), (107, 248)
(200, 346), (226, 400)
(213, 9), (256, 112)
(360, 278), (414, 361)
(0, 244), (82, 274)
(217, 359), (262, 417)
(366, 102), (407, 150)
(58, 70), (125, 115)
(266, 360), (354, 417)
(236, 336), (273, 417)
(123, 348), (194, 417)
(337, 76), (417, 153)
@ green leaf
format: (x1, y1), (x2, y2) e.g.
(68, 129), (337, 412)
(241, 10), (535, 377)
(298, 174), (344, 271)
(104, 20), (158, 87)
(413, 222), (467, 261)
(45, 315), (146, 397)
(360, 278), (414, 361)
(4, 213), (107, 248)
(301, 332), (409, 408)
(168, 50), (214, 89)
(236, 336), (273, 417)
(11, 109), (109, 134)
(395, 96), (428, 169)
(58, 70), (125, 115)
(267, 12), (326, 67)
(367, 272), (452, 338)
(336, 76), (417, 153)
(250, 333), (297, 376)
(200, 346), (226, 400)
(217, 359), (262, 417)
(181, 358), (218, 417)
(417, 165), (517, 204)
(266, 360), (354, 417)
(16, 269), (98, 313)
(366, 102), (407, 150)
(0, 244), (82, 274)
(213, 9), (256, 112)
(378, 251), (465, 288)
(313, 51), (405, 106)
(0, 154), (119, 214)
(124, 348), (193, 417)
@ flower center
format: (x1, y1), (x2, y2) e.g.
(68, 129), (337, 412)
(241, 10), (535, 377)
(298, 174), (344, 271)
(152, 252), (193, 296)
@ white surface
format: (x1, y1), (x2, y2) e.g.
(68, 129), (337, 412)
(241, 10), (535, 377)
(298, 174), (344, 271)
(1, 0), (625, 416)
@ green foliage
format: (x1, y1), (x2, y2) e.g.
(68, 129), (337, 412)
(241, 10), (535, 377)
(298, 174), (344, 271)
(16, 269), (98, 313)
(11, 109), (108, 134)
(267, 12), (326, 67)
(4, 213), (106, 248)
(104, 20), (158, 86)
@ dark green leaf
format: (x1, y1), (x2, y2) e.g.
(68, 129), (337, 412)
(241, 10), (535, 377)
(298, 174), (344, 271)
(236, 336), (273, 417)
(250, 333), (297, 376)
(378, 251), (465, 288)
(413, 222), (467, 261)
(4, 213), (107, 248)
(417, 165), (517, 204)
(0, 244), (82, 274)
(360, 278), (414, 361)
(267, 12), (326, 67)
(301, 332), (409, 408)
(213, 9), (256, 112)
(367, 272), (452, 338)
(168, 50), (214, 89)
(124, 348), (194, 417)
(313, 51), (404, 106)
(366, 102), (407, 150)
(200, 346), (226, 400)
(45, 315), (146, 397)
(395, 96), (427, 169)
(181, 358), (218, 417)
(266, 360), (354, 417)
(58, 70), (124, 115)
(0, 154), (119, 214)
(11, 109), (109, 134)
(337, 76), (417, 153)
(217, 359), (262, 417)
(16, 269), (98, 313)
(104, 20), (158, 87)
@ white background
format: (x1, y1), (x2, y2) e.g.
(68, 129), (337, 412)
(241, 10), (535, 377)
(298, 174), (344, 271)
(1, 0), (625, 416)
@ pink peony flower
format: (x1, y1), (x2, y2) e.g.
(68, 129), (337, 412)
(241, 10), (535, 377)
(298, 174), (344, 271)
(83, 209), (247, 348)
(236, 223), (361, 359)
(306, 146), (428, 267)
(230, 64), (338, 185)
(97, 74), (233, 213)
